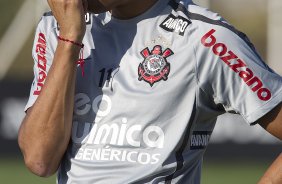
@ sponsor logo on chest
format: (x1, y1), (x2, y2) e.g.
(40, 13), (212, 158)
(72, 93), (165, 165)
(160, 14), (191, 36)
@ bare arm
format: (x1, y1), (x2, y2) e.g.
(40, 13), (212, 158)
(18, 0), (87, 177)
(258, 103), (282, 140)
(258, 153), (282, 184)
(257, 103), (282, 184)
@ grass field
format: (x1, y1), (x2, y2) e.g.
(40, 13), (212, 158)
(0, 158), (268, 184)
(201, 160), (268, 184)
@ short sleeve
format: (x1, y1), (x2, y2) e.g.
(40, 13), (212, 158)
(194, 24), (282, 124)
(25, 13), (58, 111)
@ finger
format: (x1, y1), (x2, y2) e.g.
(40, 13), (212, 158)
(47, 0), (57, 18)
(47, 0), (54, 11)
(47, 0), (52, 8)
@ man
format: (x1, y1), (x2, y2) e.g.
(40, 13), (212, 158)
(18, 0), (282, 183)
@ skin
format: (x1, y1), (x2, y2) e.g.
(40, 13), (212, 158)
(87, 0), (159, 19)
(257, 103), (282, 184)
(17, 0), (282, 182)
(258, 153), (282, 184)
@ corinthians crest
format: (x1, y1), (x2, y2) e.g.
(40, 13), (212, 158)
(138, 45), (174, 86)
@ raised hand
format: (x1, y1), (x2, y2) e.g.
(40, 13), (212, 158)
(47, 0), (88, 42)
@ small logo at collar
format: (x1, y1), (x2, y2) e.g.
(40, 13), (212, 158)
(85, 13), (91, 25)
(160, 14), (191, 36)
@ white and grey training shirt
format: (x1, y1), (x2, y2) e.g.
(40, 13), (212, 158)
(25, 0), (282, 183)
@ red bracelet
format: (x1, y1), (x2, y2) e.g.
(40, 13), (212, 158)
(57, 36), (85, 77)
(57, 36), (84, 48)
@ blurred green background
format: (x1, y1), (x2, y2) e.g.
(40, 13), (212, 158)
(0, 0), (280, 184)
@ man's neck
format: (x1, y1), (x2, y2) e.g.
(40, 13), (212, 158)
(111, 0), (158, 20)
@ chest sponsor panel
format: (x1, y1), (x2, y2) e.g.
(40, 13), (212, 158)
(72, 93), (166, 165)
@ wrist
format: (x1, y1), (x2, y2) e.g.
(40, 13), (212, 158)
(57, 36), (85, 77)
(56, 38), (82, 60)
(59, 31), (84, 44)
(58, 36), (84, 49)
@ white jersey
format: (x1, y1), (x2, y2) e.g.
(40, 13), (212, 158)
(25, 0), (282, 183)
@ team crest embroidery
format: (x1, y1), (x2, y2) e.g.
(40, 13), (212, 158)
(138, 45), (174, 86)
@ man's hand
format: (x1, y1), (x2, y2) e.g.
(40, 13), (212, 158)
(47, 0), (88, 42)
